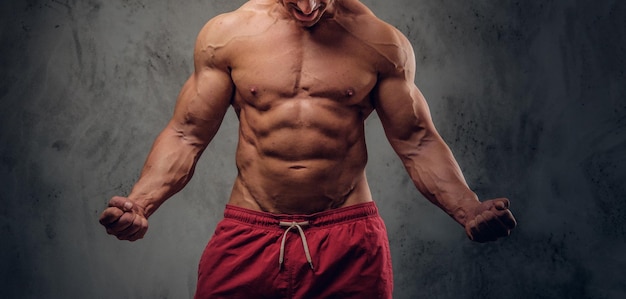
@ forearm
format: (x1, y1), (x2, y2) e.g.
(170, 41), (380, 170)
(395, 134), (480, 226)
(127, 126), (207, 217)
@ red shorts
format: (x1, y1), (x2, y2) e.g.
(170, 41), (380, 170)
(194, 202), (393, 299)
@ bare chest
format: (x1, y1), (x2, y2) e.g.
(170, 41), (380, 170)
(229, 26), (379, 108)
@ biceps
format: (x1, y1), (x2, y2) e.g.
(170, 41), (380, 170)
(170, 68), (234, 145)
(375, 78), (436, 145)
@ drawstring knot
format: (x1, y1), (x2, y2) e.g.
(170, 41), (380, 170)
(279, 221), (314, 270)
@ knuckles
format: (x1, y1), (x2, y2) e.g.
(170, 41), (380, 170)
(100, 209), (149, 241)
(466, 210), (514, 243)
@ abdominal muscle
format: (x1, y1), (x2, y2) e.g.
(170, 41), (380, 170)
(227, 96), (374, 214)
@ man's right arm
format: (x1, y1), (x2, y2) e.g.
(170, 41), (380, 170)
(99, 17), (234, 241)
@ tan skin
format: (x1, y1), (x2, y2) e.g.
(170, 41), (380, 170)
(100, 0), (516, 243)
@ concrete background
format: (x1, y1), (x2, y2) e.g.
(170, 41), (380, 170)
(1, 0), (624, 298)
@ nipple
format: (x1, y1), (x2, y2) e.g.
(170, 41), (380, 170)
(346, 88), (355, 97)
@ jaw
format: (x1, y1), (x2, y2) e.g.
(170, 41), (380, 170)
(281, 0), (332, 28)
(290, 6), (322, 25)
(291, 9), (324, 27)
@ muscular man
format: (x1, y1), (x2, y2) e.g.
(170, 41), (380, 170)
(99, 0), (516, 298)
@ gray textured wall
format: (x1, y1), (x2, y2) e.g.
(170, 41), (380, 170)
(1, 0), (624, 298)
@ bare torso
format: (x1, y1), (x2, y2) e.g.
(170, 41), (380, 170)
(215, 1), (393, 214)
(100, 0), (517, 244)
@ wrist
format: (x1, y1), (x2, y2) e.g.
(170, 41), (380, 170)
(127, 195), (155, 218)
(449, 194), (480, 226)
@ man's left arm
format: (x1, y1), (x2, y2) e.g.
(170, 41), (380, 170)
(372, 29), (516, 242)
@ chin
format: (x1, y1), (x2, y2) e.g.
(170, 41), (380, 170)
(299, 20), (322, 28)
(290, 8), (325, 27)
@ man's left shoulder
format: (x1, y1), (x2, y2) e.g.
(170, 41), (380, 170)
(339, 13), (413, 72)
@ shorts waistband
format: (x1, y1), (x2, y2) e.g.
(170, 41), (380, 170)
(223, 201), (379, 228)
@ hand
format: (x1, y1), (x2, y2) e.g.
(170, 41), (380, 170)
(99, 196), (149, 241)
(464, 198), (517, 243)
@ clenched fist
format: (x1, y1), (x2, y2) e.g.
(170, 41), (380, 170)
(464, 198), (517, 243)
(99, 196), (149, 241)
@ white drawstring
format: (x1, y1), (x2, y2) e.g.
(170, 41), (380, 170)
(279, 221), (314, 270)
